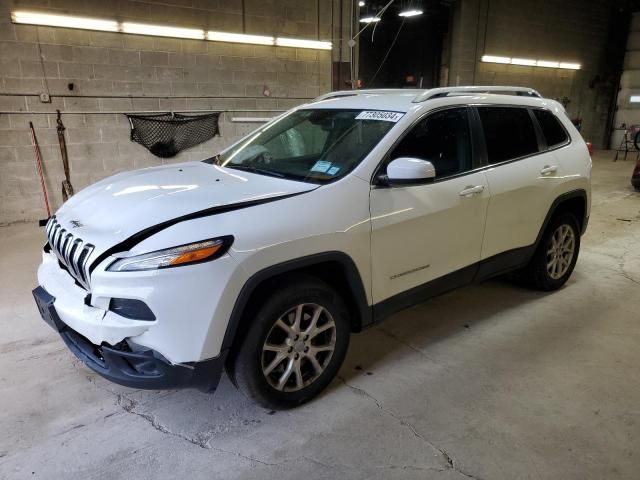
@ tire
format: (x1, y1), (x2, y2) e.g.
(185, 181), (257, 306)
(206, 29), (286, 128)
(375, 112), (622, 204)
(227, 274), (350, 409)
(525, 212), (581, 291)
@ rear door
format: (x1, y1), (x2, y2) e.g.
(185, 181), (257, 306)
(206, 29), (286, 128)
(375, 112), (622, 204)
(477, 106), (567, 260)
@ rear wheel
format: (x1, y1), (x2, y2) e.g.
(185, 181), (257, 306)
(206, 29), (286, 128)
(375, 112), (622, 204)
(525, 212), (581, 291)
(228, 275), (350, 409)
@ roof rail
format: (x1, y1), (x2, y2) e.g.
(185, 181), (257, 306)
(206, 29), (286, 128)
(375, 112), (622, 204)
(412, 86), (541, 103)
(312, 86), (542, 104)
(314, 89), (424, 102)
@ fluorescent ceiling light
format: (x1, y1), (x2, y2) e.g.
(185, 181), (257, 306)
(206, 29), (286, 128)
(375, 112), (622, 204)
(359, 1), (365, 6)
(12, 10), (118, 32)
(122, 22), (204, 39)
(511, 58), (536, 66)
(398, 9), (423, 17)
(536, 60), (559, 68)
(208, 31), (274, 45)
(630, 95), (640, 103)
(276, 37), (332, 50)
(482, 55), (581, 70)
(360, 16), (381, 23)
(482, 55), (510, 64)
(559, 62), (581, 70)
(11, 11), (332, 50)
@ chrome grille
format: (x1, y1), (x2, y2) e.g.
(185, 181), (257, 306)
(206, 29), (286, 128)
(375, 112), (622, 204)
(46, 217), (95, 290)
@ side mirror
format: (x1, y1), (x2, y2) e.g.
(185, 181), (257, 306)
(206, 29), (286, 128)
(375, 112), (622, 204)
(383, 157), (436, 186)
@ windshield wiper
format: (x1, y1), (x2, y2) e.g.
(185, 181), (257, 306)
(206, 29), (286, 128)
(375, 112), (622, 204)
(225, 164), (286, 178)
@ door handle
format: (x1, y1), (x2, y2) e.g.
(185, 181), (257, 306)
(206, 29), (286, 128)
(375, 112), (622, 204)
(540, 165), (558, 175)
(459, 185), (485, 196)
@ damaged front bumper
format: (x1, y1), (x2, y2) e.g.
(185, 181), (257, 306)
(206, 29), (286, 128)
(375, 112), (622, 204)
(34, 249), (229, 391)
(33, 285), (226, 391)
(36, 249), (152, 346)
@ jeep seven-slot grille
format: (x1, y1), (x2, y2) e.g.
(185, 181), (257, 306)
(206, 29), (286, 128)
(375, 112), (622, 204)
(46, 217), (95, 290)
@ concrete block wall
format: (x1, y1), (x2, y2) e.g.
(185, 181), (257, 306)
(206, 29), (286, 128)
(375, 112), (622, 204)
(0, 0), (343, 224)
(447, 0), (614, 148)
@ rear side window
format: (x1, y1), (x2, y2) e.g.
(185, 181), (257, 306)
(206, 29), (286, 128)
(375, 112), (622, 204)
(478, 107), (539, 164)
(533, 109), (569, 147)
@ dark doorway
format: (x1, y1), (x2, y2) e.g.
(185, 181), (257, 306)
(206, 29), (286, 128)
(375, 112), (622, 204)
(357, 1), (451, 89)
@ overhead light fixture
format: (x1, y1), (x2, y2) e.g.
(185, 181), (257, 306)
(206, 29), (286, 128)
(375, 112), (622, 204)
(559, 62), (581, 70)
(122, 22), (205, 39)
(359, 1), (365, 6)
(630, 95), (640, 103)
(536, 60), (559, 68)
(10, 11), (332, 50)
(398, 9), (423, 17)
(482, 55), (511, 64)
(276, 37), (332, 50)
(11, 10), (118, 32)
(511, 58), (537, 66)
(208, 31), (274, 45)
(360, 16), (381, 23)
(482, 55), (581, 70)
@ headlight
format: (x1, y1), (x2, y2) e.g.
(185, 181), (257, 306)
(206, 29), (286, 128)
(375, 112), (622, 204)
(107, 236), (233, 272)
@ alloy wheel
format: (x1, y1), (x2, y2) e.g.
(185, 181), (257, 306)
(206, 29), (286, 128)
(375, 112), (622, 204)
(261, 303), (336, 392)
(546, 224), (575, 280)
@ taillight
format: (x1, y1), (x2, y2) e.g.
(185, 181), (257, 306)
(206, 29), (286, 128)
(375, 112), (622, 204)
(586, 142), (593, 157)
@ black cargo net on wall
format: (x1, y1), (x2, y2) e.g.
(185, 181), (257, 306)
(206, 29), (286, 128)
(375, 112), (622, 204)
(126, 112), (221, 158)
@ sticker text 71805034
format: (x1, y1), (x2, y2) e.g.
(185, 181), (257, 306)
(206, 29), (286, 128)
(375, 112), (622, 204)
(355, 111), (404, 122)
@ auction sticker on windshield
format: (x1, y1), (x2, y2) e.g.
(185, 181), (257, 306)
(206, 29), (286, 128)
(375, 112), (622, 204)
(355, 111), (404, 122)
(311, 160), (332, 173)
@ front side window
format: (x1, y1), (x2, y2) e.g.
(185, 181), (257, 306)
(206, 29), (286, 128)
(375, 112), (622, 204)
(478, 107), (539, 164)
(533, 109), (569, 148)
(389, 107), (473, 179)
(216, 109), (399, 184)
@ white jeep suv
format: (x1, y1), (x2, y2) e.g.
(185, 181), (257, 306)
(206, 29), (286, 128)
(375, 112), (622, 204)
(33, 86), (591, 408)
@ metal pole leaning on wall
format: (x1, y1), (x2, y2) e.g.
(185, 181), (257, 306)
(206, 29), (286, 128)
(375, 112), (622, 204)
(55, 110), (74, 201)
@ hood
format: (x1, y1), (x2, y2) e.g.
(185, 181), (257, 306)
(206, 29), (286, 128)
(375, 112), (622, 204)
(55, 162), (316, 254)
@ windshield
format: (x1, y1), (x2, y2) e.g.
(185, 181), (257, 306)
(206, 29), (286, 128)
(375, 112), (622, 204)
(215, 109), (401, 184)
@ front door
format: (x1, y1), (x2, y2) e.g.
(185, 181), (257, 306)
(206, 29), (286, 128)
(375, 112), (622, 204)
(370, 107), (490, 307)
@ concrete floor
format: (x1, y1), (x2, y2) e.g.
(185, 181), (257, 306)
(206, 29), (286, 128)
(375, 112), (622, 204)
(1, 151), (639, 480)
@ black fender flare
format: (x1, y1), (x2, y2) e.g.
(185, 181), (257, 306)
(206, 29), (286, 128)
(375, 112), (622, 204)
(220, 251), (371, 352)
(535, 189), (589, 247)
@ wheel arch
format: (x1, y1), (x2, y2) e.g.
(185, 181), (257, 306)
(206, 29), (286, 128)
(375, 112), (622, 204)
(536, 189), (588, 247)
(221, 251), (371, 355)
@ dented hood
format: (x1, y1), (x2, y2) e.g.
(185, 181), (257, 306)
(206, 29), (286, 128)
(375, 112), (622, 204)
(54, 161), (316, 256)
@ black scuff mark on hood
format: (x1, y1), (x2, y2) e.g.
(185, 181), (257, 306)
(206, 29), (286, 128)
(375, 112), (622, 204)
(89, 189), (315, 273)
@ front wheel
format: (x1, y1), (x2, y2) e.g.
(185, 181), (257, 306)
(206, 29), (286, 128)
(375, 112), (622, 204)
(228, 275), (350, 409)
(525, 212), (581, 291)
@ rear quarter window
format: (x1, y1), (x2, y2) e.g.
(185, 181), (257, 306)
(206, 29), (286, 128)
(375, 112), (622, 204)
(533, 109), (569, 148)
(477, 107), (539, 164)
